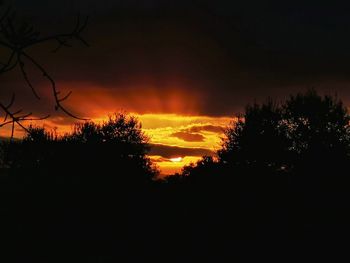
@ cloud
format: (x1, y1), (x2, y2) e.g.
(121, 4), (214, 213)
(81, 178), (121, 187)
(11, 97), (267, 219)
(171, 131), (205, 142)
(150, 156), (173, 163)
(149, 143), (214, 159)
(184, 124), (225, 133)
(5, 0), (350, 121)
(166, 124), (225, 144)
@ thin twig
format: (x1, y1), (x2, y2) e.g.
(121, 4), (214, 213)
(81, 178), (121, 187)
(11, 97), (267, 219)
(0, 94), (50, 140)
(18, 55), (41, 99)
(0, 8), (90, 132)
(21, 51), (88, 120)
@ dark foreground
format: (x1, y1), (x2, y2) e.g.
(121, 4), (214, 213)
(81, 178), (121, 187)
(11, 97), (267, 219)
(2, 167), (350, 262)
(2, 91), (350, 262)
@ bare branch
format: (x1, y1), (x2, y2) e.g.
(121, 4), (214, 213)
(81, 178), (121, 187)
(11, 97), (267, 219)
(10, 120), (14, 138)
(58, 91), (72, 102)
(0, 7), (90, 136)
(51, 37), (72, 53)
(0, 48), (20, 75)
(0, 6), (11, 24)
(5, 93), (15, 109)
(21, 51), (88, 120)
(18, 55), (41, 99)
(21, 15), (89, 50)
(0, 95), (50, 139)
(11, 109), (23, 115)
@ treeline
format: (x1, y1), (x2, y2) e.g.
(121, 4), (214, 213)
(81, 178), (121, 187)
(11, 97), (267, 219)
(1, 113), (157, 186)
(2, 90), (350, 262)
(171, 89), (350, 192)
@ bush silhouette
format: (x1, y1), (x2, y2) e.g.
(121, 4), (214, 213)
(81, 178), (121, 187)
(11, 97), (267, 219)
(218, 99), (289, 172)
(218, 90), (350, 178)
(3, 91), (350, 262)
(6, 113), (158, 189)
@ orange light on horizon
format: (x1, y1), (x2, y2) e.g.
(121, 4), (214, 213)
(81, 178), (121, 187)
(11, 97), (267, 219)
(1, 111), (232, 176)
(151, 155), (203, 176)
(170, 157), (183, 163)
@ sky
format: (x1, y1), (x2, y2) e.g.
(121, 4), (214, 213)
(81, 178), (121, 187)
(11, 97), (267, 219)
(2, 0), (350, 174)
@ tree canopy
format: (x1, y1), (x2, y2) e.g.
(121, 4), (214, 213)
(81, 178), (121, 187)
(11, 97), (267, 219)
(218, 90), (350, 174)
(4, 113), (158, 189)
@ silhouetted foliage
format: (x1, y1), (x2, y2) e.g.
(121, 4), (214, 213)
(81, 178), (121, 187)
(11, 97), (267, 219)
(5, 113), (158, 187)
(219, 90), (350, 177)
(219, 99), (290, 171)
(3, 90), (350, 262)
(284, 90), (350, 157)
(174, 90), (350, 255)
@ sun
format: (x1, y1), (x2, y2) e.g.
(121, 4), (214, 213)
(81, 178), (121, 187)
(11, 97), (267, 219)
(170, 157), (183, 163)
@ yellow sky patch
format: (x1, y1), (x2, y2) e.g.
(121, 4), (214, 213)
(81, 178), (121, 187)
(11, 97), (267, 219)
(137, 114), (231, 175)
(150, 155), (203, 176)
(0, 113), (232, 175)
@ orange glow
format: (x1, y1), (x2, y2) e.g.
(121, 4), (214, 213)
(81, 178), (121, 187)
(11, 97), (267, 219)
(151, 155), (203, 176)
(137, 113), (231, 148)
(137, 114), (231, 175)
(1, 81), (233, 175)
(1, 113), (231, 175)
(57, 82), (205, 118)
(170, 157), (183, 162)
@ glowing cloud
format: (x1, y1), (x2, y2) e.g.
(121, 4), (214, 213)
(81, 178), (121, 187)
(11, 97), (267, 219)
(170, 157), (183, 163)
(3, 110), (232, 176)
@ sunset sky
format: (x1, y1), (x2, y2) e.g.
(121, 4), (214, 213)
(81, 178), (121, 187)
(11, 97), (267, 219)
(2, 0), (350, 174)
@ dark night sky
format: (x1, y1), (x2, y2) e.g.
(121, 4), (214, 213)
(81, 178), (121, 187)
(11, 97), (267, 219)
(3, 0), (350, 117)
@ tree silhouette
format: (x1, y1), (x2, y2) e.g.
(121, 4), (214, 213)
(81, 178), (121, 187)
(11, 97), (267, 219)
(2, 114), (159, 262)
(3, 90), (350, 262)
(283, 90), (349, 159)
(282, 90), (350, 191)
(218, 99), (290, 172)
(6, 113), (158, 186)
(218, 90), (350, 177)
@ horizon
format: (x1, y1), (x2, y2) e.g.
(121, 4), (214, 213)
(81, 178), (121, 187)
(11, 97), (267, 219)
(3, 1), (350, 260)
(3, 0), (350, 174)
(0, 112), (232, 175)
(1, 92), (349, 175)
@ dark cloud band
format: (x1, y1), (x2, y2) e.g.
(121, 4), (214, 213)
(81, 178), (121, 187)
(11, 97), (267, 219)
(149, 143), (214, 159)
